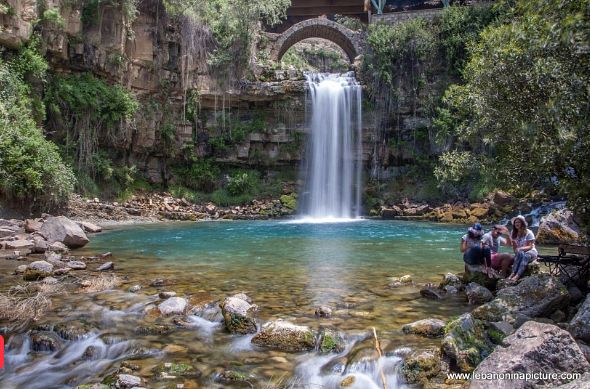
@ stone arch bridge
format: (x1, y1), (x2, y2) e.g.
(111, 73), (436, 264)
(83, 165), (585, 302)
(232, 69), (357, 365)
(268, 18), (366, 63)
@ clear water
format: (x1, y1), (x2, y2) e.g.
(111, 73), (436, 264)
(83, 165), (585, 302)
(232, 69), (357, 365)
(300, 73), (363, 219)
(1, 220), (472, 388)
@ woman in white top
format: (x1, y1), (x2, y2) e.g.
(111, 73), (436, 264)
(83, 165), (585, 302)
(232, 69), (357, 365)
(508, 215), (538, 281)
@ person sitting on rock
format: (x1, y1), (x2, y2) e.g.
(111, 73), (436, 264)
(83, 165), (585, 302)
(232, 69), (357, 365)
(508, 215), (538, 281)
(482, 224), (513, 277)
(460, 223), (491, 273)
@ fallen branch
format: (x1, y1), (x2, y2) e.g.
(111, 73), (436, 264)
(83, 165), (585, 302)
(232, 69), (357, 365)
(372, 327), (388, 389)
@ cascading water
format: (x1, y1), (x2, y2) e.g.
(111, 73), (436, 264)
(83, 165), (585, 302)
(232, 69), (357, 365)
(300, 72), (363, 220)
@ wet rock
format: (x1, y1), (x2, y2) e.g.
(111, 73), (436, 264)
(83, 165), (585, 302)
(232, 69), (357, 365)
(115, 373), (142, 388)
(536, 209), (579, 244)
(158, 297), (188, 316)
(24, 260), (54, 281)
(67, 260), (87, 270)
(150, 278), (172, 287)
(216, 369), (255, 385)
(318, 328), (345, 353)
(159, 291), (177, 299)
(220, 294), (258, 334)
(472, 274), (569, 323)
(30, 331), (63, 352)
(77, 221), (103, 233)
(135, 324), (175, 335)
(570, 294), (590, 343)
(96, 262), (113, 271)
(462, 264), (500, 290)
(402, 318), (446, 338)
(54, 322), (93, 340)
(6, 240), (34, 250)
(153, 362), (201, 379)
(389, 274), (413, 287)
(31, 236), (49, 253)
(251, 319), (316, 352)
(0, 228), (16, 238)
(315, 305), (333, 318)
(15, 264), (27, 274)
(420, 285), (446, 300)
(74, 384), (109, 389)
(39, 216), (89, 248)
(465, 282), (494, 305)
(25, 218), (43, 233)
(440, 272), (463, 289)
(401, 347), (442, 385)
(129, 285), (141, 293)
(470, 321), (590, 389)
(443, 285), (459, 294)
(442, 313), (495, 373)
(340, 376), (355, 387)
(43, 276), (58, 285)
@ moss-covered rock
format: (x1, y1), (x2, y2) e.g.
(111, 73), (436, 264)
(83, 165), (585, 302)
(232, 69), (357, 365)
(462, 264), (500, 291)
(318, 328), (345, 353)
(441, 313), (495, 373)
(251, 319), (315, 352)
(219, 293), (258, 334)
(135, 324), (175, 336)
(401, 347), (442, 385)
(216, 369), (256, 386)
(280, 194), (297, 212)
(153, 361), (201, 379)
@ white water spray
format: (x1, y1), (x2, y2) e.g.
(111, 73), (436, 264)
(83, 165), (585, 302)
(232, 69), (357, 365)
(300, 72), (363, 220)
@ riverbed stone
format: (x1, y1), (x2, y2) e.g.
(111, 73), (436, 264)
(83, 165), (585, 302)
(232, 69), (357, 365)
(129, 285), (141, 293)
(25, 218), (43, 233)
(442, 313), (495, 373)
(6, 239), (34, 250)
(15, 264), (27, 274)
(67, 260), (87, 270)
(30, 331), (63, 352)
(158, 297), (188, 316)
(462, 264), (500, 290)
(39, 216), (89, 248)
(216, 369), (255, 385)
(401, 347), (442, 385)
(465, 282), (494, 305)
(536, 209), (579, 244)
(470, 321), (590, 389)
(24, 260), (54, 280)
(115, 374), (142, 388)
(153, 362), (201, 379)
(402, 318), (446, 338)
(159, 291), (177, 299)
(49, 241), (69, 253)
(420, 286), (446, 300)
(315, 305), (333, 318)
(252, 319), (316, 352)
(0, 228), (16, 238)
(472, 274), (569, 323)
(569, 294), (590, 343)
(97, 261), (114, 271)
(220, 294), (258, 334)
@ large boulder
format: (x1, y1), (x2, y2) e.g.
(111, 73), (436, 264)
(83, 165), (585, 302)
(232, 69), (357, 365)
(77, 221), (102, 233)
(536, 209), (579, 244)
(462, 264), (500, 290)
(470, 321), (590, 389)
(402, 318), (447, 338)
(39, 216), (89, 248)
(465, 282), (494, 305)
(219, 294), (258, 334)
(252, 319), (315, 352)
(5, 240), (34, 250)
(570, 294), (590, 343)
(442, 313), (495, 373)
(472, 274), (569, 323)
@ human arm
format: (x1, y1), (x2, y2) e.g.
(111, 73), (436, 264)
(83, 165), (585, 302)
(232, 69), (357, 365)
(460, 238), (468, 253)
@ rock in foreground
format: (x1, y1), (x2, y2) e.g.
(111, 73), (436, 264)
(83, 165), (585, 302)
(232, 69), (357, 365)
(219, 294), (258, 334)
(470, 321), (590, 389)
(39, 216), (89, 248)
(472, 274), (569, 323)
(465, 282), (494, 305)
(402, 318), (446, 338)
(442, 313), (495, 373)
(251, 319), (315, 352)
(570, 294), (590, 343)
(158, 297), (188, 316)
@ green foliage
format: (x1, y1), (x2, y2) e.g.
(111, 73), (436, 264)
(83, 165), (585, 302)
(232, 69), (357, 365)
(176, 159), (220, 192)
(0, 48), (74, 209)
(438, 0), (590, 229)
(81, 0), (139, 37)
(434, 150), (481, 197)
(334, 14), (365, 32)
(211, 189), (253, 206)
(45, 73), (138, 173)
(41, 8), (65, 28)
(227, 171), (258, 196)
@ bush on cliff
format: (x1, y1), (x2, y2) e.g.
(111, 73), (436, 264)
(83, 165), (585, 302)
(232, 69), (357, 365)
(0, 42), (75, 210)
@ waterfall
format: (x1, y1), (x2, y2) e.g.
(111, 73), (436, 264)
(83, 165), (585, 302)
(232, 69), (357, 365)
(300, 72), (363, 220)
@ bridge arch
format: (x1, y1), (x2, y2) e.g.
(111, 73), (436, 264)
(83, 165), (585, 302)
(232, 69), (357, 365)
(271, 18), (362, 63)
